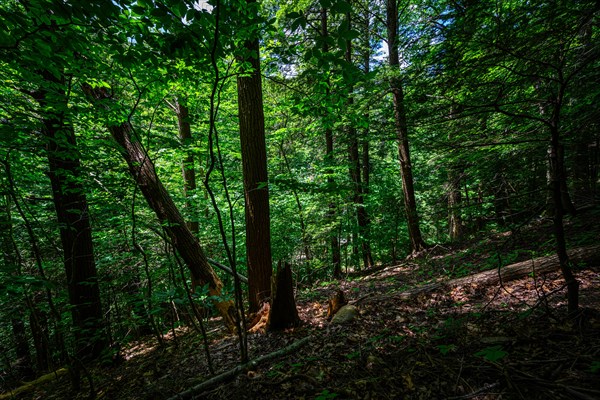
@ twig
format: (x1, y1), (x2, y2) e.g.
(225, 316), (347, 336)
(445, 381), (500, 400)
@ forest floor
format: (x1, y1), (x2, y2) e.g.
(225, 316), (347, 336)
(7, 208), (600, 400)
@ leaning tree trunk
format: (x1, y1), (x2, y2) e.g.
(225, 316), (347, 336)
(83, 85), (236, 330)
(236, 0), (273, 312)
(386, 0), (427, 254)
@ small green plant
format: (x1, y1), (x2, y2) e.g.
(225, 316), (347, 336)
(437, 344), (457, 355)
(590, 361), (600, 373)
(475, 345), (508, 362)
(290, 362), (304, 373)
(266, 362), (284, 378)
(389, 335), (405, 343)
(316, 389), (338, 399)
(345, 350), (360, 360)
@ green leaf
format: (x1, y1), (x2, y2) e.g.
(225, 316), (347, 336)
(475, 346), (508, 362)
(331, 0), (351, 14)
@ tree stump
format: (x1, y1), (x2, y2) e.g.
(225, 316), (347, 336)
(267, 261), (301, 331)
(327, 290), (348, 321)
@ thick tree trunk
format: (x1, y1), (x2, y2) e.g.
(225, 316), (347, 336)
(321, 8), (342, 278)
(386, 0), (427, 254)
(236, 3), (273, 312)
(83, 85), (236, 330)
(36, 79), (106, 360)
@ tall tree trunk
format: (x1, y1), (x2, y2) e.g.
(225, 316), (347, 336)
(360, 10), (374, 269)
(386, 0), (427, 254)
(321, 7), (342, 278)
(344, 6), (373, 270)
(236, 0), (273, 312)
(36, 76), (106, 361)
(172, 97), (199, 235)
(83, 85), (236, 330)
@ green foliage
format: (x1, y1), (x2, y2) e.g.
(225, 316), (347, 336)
(316, 389), (339, 399)
(0, 0), (598, 378)
(437, 344), (457, 355)
(475, 346), (508, 362)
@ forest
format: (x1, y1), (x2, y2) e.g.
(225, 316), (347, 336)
(0, 0), (599, 398)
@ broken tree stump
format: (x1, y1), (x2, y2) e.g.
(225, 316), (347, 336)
(267, 261), (301, 331)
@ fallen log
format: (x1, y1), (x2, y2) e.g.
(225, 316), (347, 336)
(0, 368), (67, 399)
(167, 336), (311, 400)
(399, 244), (600, 299)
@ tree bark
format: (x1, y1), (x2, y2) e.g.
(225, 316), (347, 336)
(386, 0), (427, 254)
(36, 77), (106, 360)
(236, 0), (274, 312)
(83, 85), (236, 330)
(267, 261), (301, 331)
